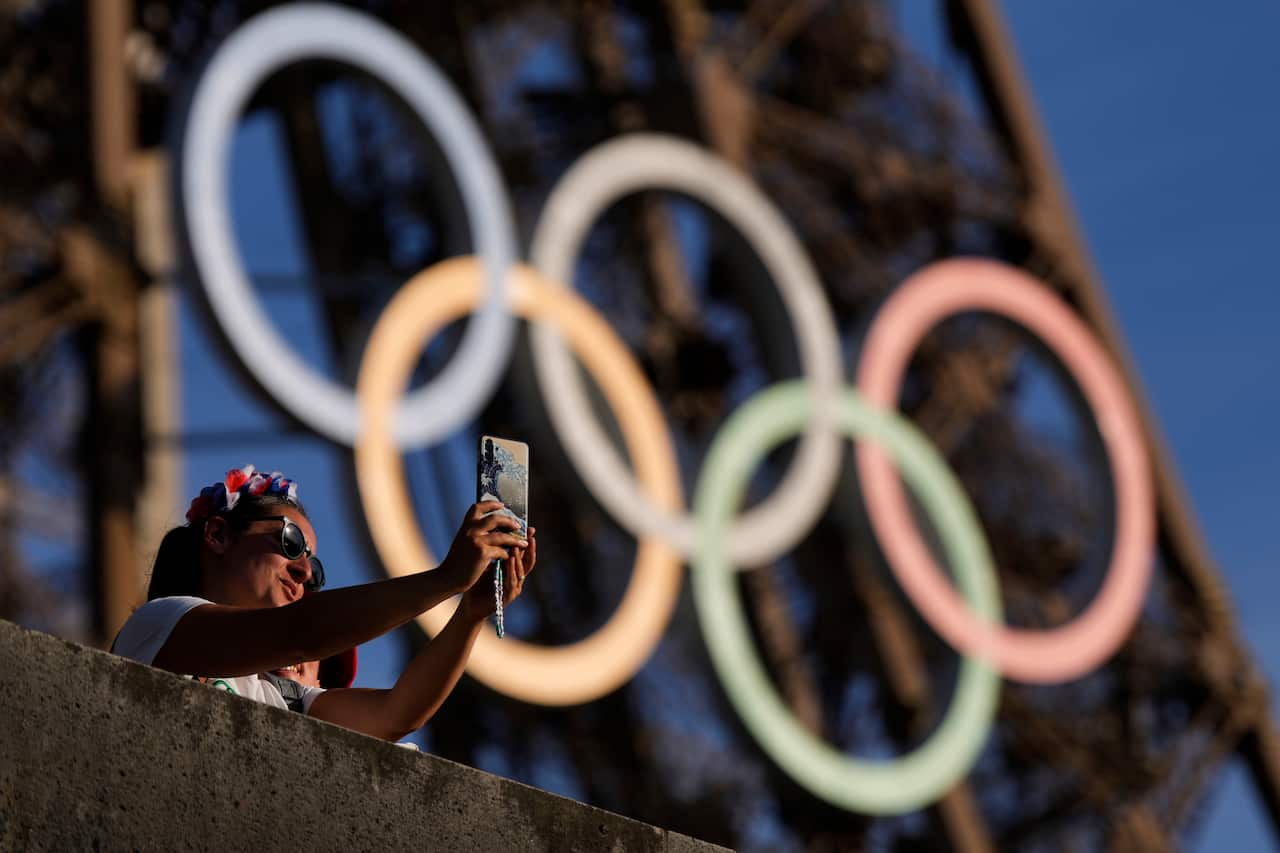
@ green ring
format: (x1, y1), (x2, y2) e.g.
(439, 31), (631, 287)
(691, 381), (1002, 815)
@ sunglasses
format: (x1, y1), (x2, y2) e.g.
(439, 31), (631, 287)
(252, 515), (325, 591)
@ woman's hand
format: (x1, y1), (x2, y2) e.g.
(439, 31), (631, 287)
(436, 502), (528, 595)
(460, 526), (537, 623)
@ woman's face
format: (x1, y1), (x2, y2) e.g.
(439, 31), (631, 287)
(203, 505), (319, 608)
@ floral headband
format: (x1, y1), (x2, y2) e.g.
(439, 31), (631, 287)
(185, 464), (300, 525)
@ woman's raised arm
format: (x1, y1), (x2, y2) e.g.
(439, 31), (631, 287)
(151, 502), (526, 677)
(307, 532), (536, 740)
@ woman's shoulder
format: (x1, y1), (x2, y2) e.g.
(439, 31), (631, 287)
(111, 596), (212, 664)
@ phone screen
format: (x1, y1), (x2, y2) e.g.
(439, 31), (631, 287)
(477, 435), (529, 538)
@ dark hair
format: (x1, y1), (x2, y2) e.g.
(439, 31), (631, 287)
(146, 494), (309, 601)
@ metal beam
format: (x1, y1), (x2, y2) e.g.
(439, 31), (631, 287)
(62, 227), (144, 644)
(90, 0), (135, 210)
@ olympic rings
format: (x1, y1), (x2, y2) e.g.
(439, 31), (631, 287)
(692, 381), (1001, 814)
(177, 3), (517, 448)
(529, 134), (845, 567)
(855, 259), (1155, 684)
(353, 257), (685, 706)
(178, 7), (1159, 813)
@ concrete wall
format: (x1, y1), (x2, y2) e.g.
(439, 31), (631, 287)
(0, 620), (729, 852)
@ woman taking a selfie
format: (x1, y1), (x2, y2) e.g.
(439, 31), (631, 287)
(113, 465), (536, 741)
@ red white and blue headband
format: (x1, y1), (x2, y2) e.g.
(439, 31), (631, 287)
(185, 464), (299, 525)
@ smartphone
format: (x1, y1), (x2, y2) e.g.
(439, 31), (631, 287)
(477, 436), (529, 640)
(476, 435), (529, 538)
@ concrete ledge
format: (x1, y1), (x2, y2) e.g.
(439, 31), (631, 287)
(0, 619), (729, 852)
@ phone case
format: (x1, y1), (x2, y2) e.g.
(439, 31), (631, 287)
(478, 436), (528, 640)
(477, 435), (529, 538)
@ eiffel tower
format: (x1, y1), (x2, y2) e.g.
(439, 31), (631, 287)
(1, 1), (1276, 850)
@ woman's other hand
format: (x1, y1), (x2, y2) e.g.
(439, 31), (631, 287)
(437, 502), (528, 595)
(460, 526), (537, 623)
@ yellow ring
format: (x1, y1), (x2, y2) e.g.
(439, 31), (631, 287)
(354, 257), (684, 705)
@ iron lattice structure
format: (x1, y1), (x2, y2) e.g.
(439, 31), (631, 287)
(1, 1), (1277, 850)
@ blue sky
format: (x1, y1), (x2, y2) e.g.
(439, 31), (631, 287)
(167, 1), (1280, 847)
(998, 2), (1280, 847)
(892, 1), (1279, 845)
